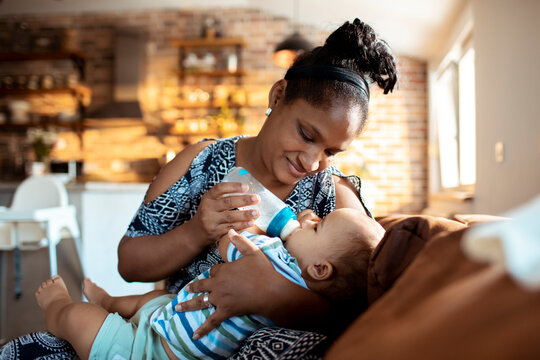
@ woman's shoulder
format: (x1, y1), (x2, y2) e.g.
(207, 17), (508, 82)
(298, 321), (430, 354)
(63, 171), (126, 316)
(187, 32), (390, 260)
(190, 136), (243, 166)
(143, 136), (243, 203)
(143, 140), (212, 203)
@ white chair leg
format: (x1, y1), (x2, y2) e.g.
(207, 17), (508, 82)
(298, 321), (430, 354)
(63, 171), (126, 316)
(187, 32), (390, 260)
(72, 235), (85, 278)
(48, 239), (58, 277)
(45, 221), (59, 277)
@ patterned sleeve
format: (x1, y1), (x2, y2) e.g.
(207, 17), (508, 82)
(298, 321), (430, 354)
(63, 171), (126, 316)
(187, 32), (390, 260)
(124, 175), (198, 237)
(124, 137), (238, 239)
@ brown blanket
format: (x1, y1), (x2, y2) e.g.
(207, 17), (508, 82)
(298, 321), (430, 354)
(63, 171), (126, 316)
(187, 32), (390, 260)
(326, 215), (540, 360)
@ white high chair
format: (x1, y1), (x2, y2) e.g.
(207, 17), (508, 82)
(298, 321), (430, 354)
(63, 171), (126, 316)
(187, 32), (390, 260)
(0, 175), (83, 280)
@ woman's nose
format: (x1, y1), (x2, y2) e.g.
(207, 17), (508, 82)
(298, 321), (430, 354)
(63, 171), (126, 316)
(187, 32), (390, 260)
(299, 150), (321, 172)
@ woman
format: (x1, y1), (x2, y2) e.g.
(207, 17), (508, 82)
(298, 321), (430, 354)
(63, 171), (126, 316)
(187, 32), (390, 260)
(0, 18), (396, 359)
(117, 17), (397, 338)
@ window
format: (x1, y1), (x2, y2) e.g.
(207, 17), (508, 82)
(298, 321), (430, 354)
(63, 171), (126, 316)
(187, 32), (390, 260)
(457, 46), (476, 186)
(434, 39), (476, 191)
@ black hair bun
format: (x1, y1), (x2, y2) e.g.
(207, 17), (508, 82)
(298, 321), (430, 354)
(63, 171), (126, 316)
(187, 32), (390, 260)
(324, 18), (398, 94)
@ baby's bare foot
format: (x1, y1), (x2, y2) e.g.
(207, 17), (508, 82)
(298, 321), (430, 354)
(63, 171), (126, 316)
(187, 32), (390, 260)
(35, 275), (72, 311)
(83, 278), (111, 307)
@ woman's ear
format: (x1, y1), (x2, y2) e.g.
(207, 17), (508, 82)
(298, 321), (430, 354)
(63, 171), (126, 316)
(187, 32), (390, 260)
(268, 79), (287, 108)
(306, 261), (333, 281)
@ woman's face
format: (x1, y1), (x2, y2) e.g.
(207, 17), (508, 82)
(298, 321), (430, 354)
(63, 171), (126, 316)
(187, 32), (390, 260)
(261, 96), (362, 185)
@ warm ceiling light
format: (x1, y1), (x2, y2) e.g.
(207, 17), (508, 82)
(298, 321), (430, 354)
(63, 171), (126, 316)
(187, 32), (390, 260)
(272, 0), (313, 68)
(273, 32), (313, 68)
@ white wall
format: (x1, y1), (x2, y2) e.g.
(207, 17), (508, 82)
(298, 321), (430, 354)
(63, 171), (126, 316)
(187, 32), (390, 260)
(0, 0), (466, 60)
(428, 0), (540, 216)
(473, 0), (540, 214)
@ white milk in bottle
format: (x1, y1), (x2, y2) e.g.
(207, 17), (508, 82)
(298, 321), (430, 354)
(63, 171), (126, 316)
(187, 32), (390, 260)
(222, 167), (300, 239)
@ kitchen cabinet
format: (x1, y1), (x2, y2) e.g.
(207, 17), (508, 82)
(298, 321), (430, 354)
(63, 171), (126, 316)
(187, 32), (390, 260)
(173, 37), (244, 84)
(0, 50), (90, 135)
(0, 51), (86, 78)
(67, 181), (154, 296)
(171, 36), (246, 141)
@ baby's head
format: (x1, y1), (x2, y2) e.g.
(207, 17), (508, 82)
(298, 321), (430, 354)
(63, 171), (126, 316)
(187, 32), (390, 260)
(284, 208), (385, 306)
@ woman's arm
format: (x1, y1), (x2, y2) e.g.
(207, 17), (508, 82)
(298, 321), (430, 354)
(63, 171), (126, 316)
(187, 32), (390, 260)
(118, 220), (208, 282)
(117, 141), (259, 283)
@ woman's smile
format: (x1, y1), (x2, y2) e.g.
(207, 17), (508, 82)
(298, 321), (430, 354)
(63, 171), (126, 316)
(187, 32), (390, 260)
(286, 157), (308, 178)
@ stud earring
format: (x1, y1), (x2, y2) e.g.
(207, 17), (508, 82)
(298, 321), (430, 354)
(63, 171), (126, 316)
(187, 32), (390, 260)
(265, 108), (272, 116)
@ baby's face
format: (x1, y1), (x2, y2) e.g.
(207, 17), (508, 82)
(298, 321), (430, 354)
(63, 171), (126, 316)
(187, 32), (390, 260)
(285, 208), (378, 270)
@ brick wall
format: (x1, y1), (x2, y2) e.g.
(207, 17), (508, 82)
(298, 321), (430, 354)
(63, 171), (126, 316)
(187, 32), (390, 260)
(346, 57), (429, 215)
(0, 8), (427, 215)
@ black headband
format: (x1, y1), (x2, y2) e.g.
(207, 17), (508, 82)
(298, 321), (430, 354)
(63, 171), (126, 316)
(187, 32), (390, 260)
(284, 65), (370, 99)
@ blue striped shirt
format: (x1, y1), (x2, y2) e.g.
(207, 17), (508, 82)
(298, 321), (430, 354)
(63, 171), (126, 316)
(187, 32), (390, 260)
(150, 233), (307, 359)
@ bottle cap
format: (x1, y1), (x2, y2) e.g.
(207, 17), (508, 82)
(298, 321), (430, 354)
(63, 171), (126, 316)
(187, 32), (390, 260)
(267, 206), (297, 238)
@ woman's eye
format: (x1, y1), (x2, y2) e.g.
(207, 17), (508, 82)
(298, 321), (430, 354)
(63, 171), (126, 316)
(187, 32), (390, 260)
(298, 126), (313, 142)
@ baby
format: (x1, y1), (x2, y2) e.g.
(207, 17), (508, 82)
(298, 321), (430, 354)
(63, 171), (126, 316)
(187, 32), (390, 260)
(35, 208), (384, 359)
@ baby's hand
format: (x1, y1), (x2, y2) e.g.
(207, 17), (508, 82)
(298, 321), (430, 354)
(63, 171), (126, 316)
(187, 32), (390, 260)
(227, 229), (259, 253)
(296, 209), (319, 224)
(217, 228), (259, 259)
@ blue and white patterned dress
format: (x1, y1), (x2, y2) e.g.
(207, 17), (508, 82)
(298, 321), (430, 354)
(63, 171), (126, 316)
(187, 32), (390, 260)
(125, 136), (371, 293)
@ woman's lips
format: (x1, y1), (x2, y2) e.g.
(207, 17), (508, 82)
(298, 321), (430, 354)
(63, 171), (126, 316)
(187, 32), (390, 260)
(287, 158), (307, 177)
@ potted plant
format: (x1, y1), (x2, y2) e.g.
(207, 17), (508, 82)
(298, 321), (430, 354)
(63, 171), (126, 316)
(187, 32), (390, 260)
(26, 128), (57, 175)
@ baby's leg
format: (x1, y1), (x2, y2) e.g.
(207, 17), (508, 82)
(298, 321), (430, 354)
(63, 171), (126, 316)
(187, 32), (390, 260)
(35, 275), (110, 360)
(84, 278), (170, 318)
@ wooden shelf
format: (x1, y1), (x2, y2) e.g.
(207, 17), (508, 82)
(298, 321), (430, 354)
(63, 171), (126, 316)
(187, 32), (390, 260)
(0, 51), (87, 79)
(0, 86), (90, 97)
(169, 129), (220, 136)
(0, 51), (88, 143)
(172, 37), (244, 48)
(83, 119), (146, 128)
(0, 121), (81, 131)
(0, 50), (86, 62)
(174, 102), (244, 109)
(178, 69), (246, 77)
(173, 37), (245, 128)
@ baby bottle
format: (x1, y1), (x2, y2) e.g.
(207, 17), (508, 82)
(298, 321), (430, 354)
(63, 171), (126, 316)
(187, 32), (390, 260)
(223, 167), (300, 239)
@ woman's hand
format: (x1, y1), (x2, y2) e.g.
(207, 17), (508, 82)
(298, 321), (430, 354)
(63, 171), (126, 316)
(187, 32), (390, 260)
(176, 229), (276, 339)
(189, 182), (260, 245)
(176, 228), (334, 339)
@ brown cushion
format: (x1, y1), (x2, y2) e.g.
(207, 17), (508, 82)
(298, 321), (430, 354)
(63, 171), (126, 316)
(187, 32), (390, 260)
(451, 213), (510, 226)
(368, 214), (467, 305)
(326, 225), (540, 360)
